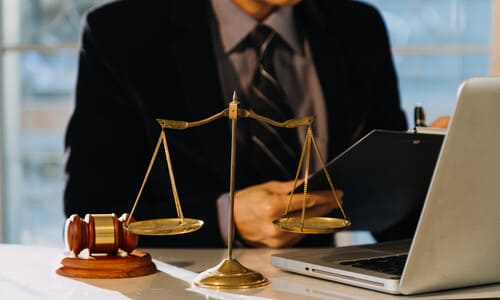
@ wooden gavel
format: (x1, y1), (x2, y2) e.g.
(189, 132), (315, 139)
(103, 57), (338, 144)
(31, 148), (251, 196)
(65, 213), (138, 256)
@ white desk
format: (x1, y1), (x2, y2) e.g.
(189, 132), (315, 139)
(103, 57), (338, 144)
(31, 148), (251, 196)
(1, 244), (500, 299)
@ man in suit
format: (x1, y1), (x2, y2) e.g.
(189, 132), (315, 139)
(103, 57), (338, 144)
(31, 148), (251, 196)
(64, 0), (408, 248)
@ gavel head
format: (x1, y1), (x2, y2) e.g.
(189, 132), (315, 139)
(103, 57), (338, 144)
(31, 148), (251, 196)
(64, 213), (138, 256)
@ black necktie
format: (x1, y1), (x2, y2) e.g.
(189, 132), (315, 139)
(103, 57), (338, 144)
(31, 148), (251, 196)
(246, 24), (301, 181)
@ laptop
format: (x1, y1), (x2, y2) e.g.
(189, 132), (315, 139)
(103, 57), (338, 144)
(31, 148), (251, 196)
(272, 76), (500, 295)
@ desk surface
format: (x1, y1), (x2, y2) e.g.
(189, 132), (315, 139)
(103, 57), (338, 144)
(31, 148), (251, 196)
(1, 244), (500, 299)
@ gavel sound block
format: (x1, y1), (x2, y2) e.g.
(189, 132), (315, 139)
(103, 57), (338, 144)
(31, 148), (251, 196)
(56, 213), (156, 279)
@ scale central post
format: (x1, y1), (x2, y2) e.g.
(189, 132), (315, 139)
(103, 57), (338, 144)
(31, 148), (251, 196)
(193, 92), (269, 289)
(227, 93), (238, 260)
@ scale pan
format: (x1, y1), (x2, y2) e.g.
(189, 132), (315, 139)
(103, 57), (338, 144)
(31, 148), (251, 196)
(124, 218), (203, 235)
(273, 217), (350, 234)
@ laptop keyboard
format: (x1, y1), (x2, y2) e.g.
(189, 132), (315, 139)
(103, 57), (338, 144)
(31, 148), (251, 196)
(339, 254), (408, 277)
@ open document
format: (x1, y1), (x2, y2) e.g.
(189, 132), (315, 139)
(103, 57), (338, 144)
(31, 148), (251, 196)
(305, 129), (444, 234)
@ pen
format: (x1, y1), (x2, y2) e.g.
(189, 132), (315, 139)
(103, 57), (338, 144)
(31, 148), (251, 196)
(414, 105), (427, 127)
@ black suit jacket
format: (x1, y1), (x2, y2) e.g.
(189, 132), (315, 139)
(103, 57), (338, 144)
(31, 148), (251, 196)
(64, 0), (408, 247)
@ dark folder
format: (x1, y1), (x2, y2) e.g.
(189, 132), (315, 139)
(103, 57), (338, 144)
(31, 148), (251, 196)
(305, 129), (444, 234)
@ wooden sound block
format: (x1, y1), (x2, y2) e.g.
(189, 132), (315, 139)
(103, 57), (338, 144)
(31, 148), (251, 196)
(56, 249), (157, 279)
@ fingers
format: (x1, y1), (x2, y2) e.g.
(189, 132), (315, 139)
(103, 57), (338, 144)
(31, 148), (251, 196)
(429, 115), (451, 128)
(245, 220), (306, 248)
(282, 189), (343, 213)
(261, 180), (301, 194)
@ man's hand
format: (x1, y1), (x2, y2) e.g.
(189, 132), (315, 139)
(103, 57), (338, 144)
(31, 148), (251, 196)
(429, 116), (451, 128)
(234, 180), (342, 248)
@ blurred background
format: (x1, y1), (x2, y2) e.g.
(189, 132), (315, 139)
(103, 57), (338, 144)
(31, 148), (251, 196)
(0, 0), (498, 246)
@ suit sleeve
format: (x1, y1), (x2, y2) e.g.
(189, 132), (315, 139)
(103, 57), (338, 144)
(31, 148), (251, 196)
(64, 12), (224, 247)
(363, 6), (408, 132)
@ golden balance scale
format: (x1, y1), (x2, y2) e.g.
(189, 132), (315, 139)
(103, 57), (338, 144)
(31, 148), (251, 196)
(58, 92), (350, 288)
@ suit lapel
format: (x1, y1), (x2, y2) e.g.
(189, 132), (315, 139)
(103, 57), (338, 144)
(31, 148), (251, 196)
(169, 1), (226, 120)
(295, 2), (348, 158)
(166, 1), (230, 184)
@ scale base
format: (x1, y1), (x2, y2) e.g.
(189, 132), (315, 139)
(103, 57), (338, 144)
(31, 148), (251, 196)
(193, 258), (269, 289)
(56, 249), (156, 278)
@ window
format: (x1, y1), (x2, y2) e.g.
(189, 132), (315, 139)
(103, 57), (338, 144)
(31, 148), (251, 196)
(0, 0), (109, 245)
(362, 0), (494, 124)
